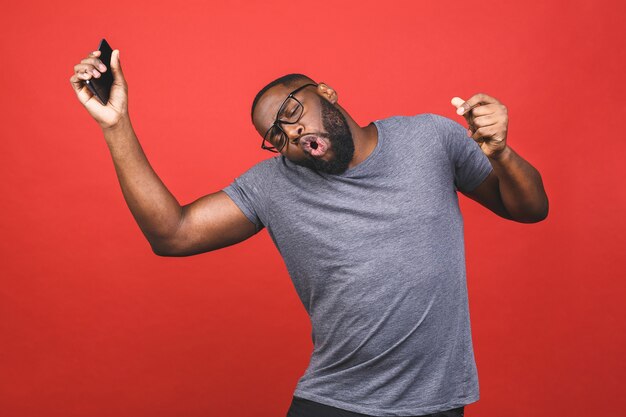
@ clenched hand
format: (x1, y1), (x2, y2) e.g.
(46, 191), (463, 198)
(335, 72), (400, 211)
(451, 93), (509, 160)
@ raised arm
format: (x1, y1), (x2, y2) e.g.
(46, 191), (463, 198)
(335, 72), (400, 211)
(70, 48), (257, 256)
(451, 93), (549, 223)
(101, 118), (258, 256)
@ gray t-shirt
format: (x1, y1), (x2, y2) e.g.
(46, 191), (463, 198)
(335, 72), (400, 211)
(222, 113), (493, 416)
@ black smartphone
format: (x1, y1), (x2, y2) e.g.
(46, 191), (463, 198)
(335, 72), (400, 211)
(85, 38), (114, 105)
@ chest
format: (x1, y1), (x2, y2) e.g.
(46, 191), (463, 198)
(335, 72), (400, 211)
(266, 152), (457, 256)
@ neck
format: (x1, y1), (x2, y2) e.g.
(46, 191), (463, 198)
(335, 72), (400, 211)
(335, 103), (378, 169)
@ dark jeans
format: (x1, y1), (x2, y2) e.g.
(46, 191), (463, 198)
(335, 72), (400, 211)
(286, 396), (465, 417)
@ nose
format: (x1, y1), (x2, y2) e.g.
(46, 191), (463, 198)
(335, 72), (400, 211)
(282, 122), (304, 141)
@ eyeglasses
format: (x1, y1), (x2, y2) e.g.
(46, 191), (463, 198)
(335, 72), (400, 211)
(261, 83), (318, 153)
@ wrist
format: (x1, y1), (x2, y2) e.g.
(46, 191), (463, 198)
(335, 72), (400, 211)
(489, 145), (512, 163)
(101, 114), (134, 146)
(102, 113), (131, 133)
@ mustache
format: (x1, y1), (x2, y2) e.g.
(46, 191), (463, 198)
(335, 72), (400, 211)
(298, 132), (329, 142)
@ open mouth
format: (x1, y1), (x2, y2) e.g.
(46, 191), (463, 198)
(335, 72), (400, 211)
(301, 135), (329, 157)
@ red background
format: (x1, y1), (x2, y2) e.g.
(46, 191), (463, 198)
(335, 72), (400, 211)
(1, 1), (625, 416)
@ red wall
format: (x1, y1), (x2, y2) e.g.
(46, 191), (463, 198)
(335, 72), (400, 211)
(1, 1), (624, 416)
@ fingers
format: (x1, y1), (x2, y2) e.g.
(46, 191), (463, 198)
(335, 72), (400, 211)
(470, 125), (497, 142)
(451, 97), (477, 134)
(451, 97), (465, 110)
(70, 48), (128, 108)
(450, 97), (473, 130)
(109, 50), (126, 85)
(470, 104), (503, 117)
(69, 71), (94, 104)
(472, 114), (498, 128)
(465, 103), (508, 133)
(451, 98), (500, 121)
(69, 50), (104, 102)
(73, 64), (102, 80)
(457, 93), (500, 115)
(467, 111), (502, 138)
(450, 94), (508, 146)
(75, 55), (108, 78)
(451, 96), (469, 116)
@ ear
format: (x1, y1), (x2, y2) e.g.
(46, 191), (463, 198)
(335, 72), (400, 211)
(317, 83), (338, 104)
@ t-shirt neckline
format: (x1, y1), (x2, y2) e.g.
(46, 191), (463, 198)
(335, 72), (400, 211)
(328, 120), (383, 178)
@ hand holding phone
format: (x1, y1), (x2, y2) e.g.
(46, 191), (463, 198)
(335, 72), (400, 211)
(69, 39), (129, 129)
(85, 38), (114, 105)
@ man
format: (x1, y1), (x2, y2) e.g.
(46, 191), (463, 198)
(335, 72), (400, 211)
(70, 49), (548, 417)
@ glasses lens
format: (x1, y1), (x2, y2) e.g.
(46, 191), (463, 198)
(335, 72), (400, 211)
(266, 126), (287, 152)
(272, 130), (287, 151)
(277, 98), (303, 123)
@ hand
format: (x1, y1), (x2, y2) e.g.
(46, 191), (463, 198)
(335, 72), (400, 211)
(69, 49), (128, 129)
(450, 93), (509, 160)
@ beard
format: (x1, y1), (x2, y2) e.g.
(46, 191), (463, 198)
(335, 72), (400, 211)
(296, 97), (355, 175)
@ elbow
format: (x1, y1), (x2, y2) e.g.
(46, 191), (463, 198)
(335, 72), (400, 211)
(515, 211), (548, 223)
(151, 243), (191, 257)
(514, 199), (549, 224)
(150, 238), (216, 257)
(535, 206), (549, 222)
(151, 244), (173, 257)
(150, 238), (178, 257)
(152, 247), (172, 257)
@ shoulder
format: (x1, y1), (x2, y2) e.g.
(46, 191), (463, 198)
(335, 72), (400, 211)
(374, 113), (432, 128)
(236, 155), (282, 179)
(371, 114), (436, 146)
(374, 113), (463, 143)
(425, 112), (466, 134)
(375, 113), (463, 134)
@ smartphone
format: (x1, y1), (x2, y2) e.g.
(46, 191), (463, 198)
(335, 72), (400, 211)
(85, 38), (114, 105)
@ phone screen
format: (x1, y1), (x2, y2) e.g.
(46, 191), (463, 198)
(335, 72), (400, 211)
(85, 38), (114, 105)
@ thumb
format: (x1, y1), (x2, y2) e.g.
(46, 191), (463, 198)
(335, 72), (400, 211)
(110, 49), (126, 85)
(450, 97), (466, 115)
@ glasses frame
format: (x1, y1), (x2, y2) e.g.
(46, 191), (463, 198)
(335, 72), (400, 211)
(261, 83), (318, 153)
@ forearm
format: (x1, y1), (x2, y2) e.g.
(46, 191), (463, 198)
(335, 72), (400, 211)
(490, 146), (549, 223)
(102, 116), (183, 246)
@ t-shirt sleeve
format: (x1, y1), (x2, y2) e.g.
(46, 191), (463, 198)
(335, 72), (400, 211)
(222, 159), (273, 233)
(428, 113), (494, 193)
